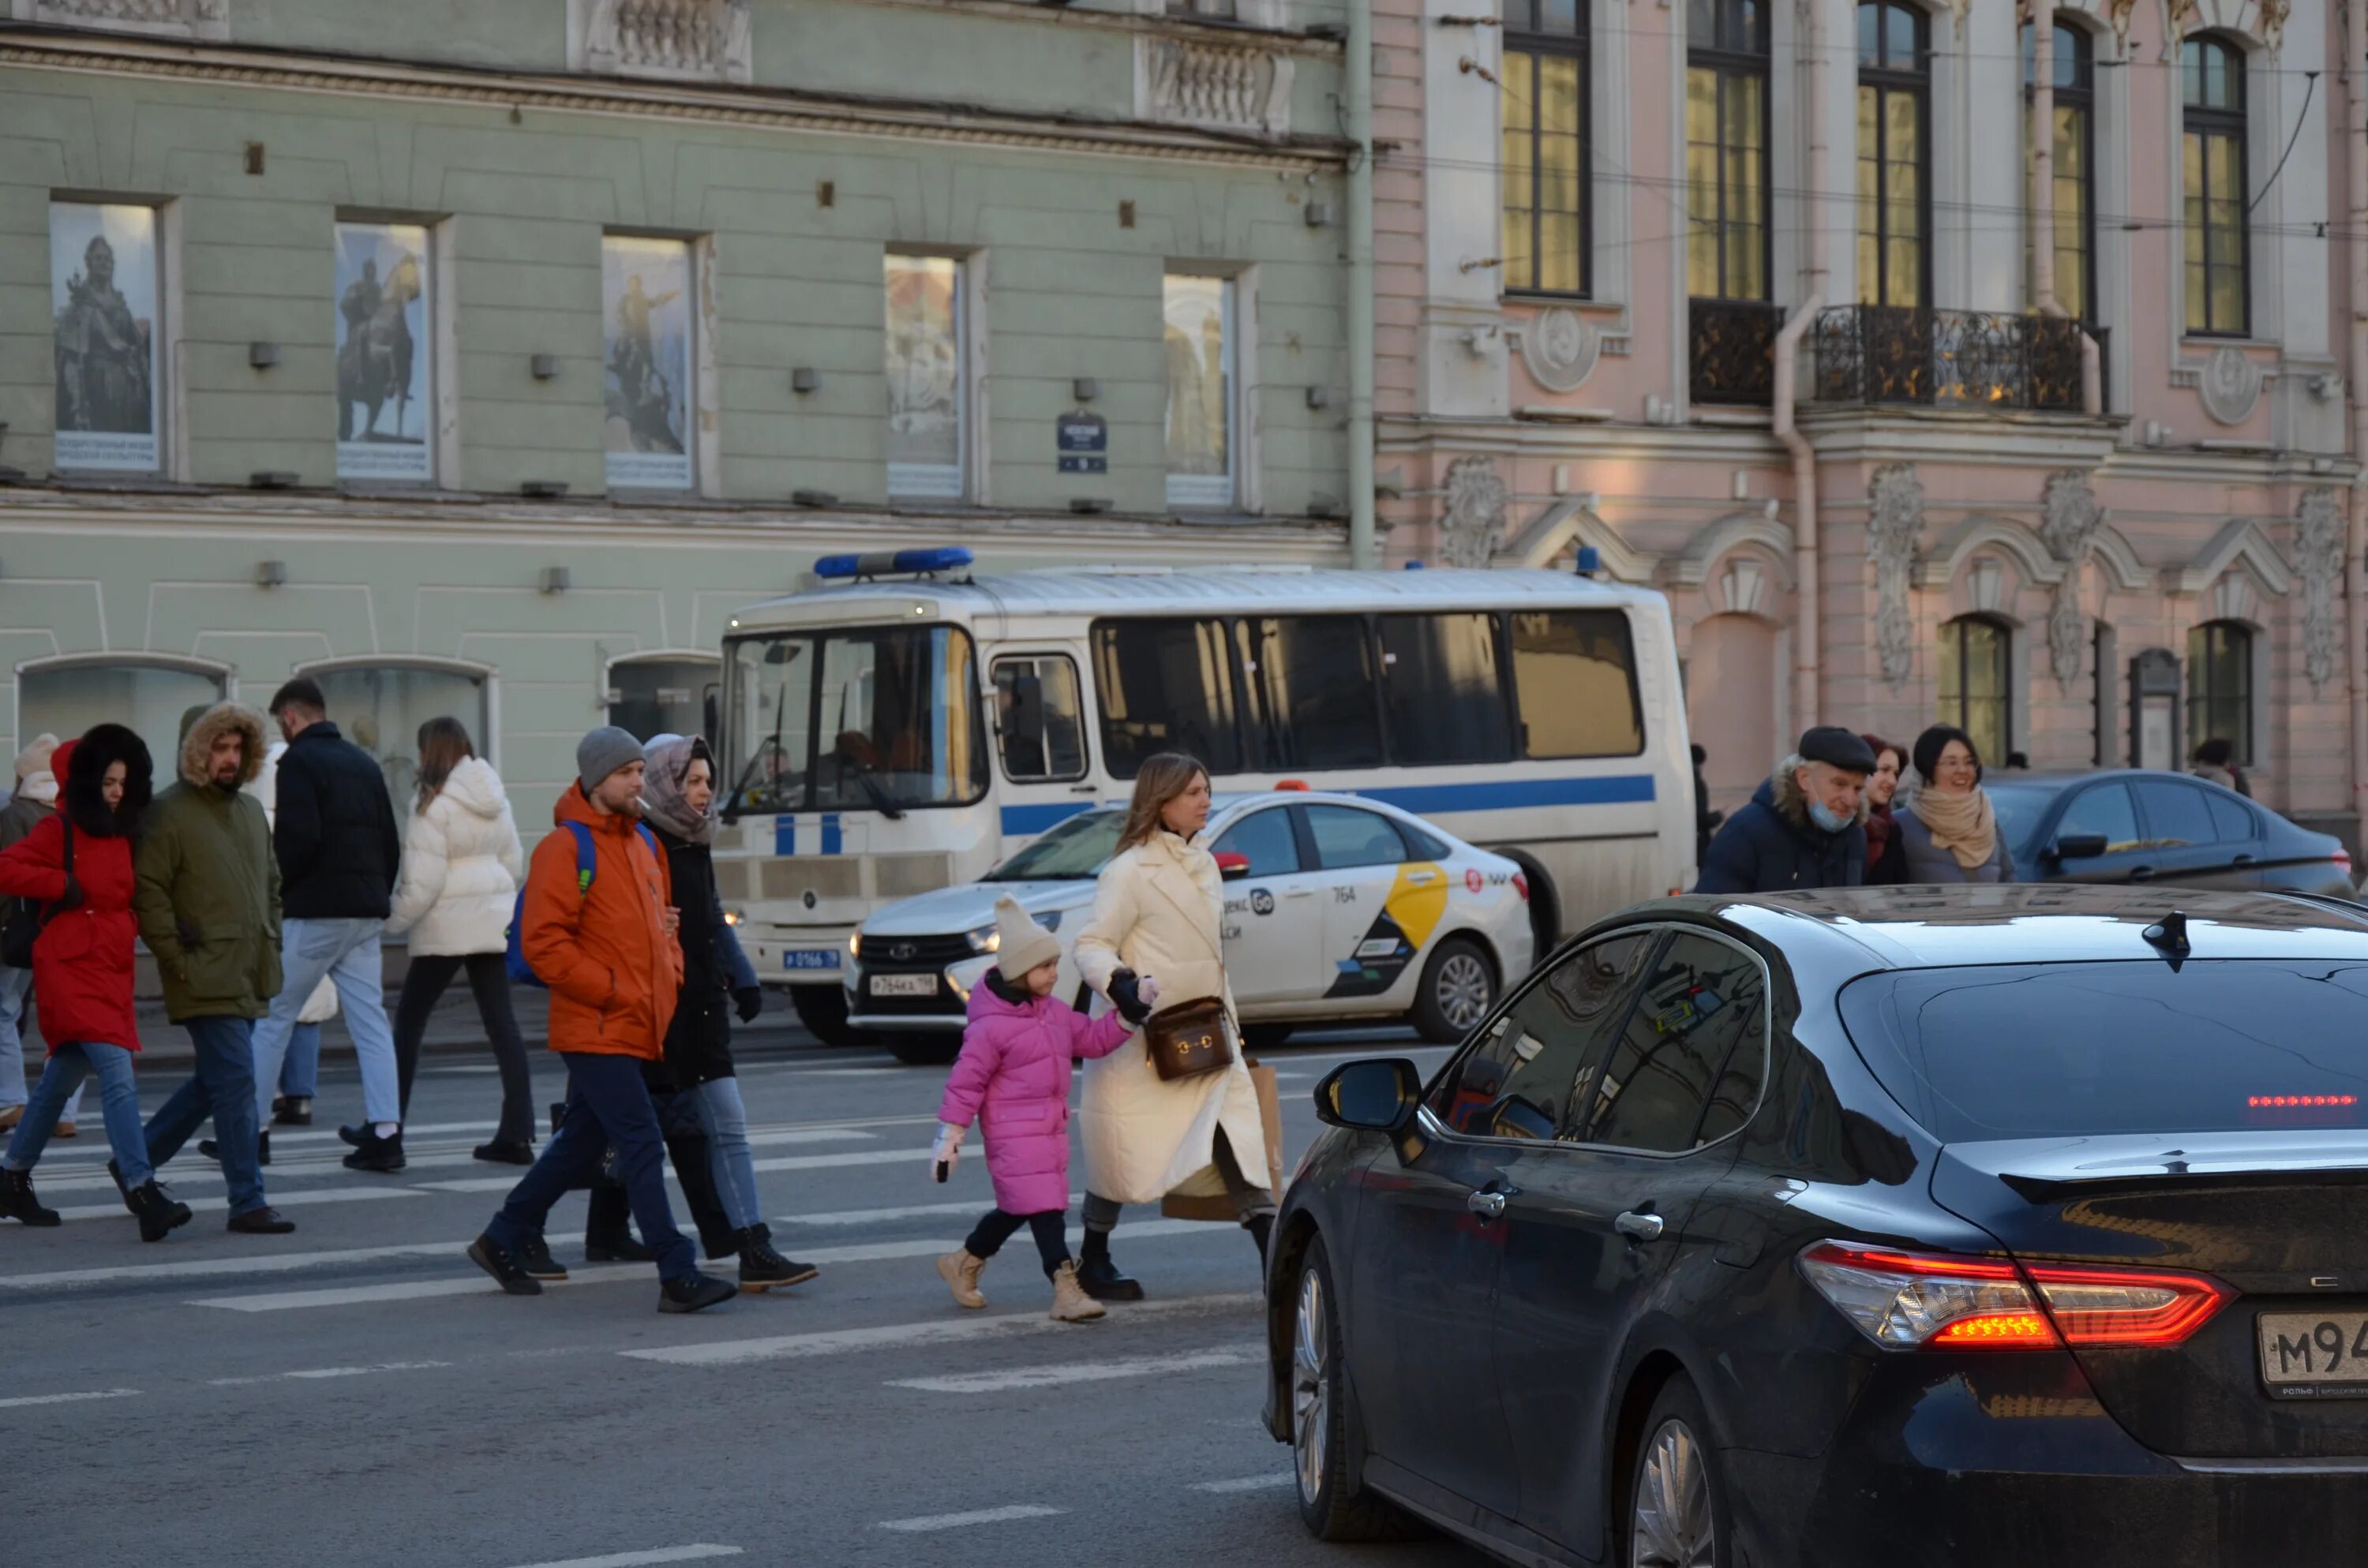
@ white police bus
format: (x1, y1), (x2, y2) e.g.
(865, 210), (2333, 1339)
(713, 551), (1694, 1045)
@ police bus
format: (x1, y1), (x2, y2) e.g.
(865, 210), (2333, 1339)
(713, 552), (1694, 1046)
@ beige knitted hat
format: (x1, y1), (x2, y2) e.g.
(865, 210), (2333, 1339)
(992, 895), (1062, 979)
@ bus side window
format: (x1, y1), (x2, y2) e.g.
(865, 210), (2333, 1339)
(1377, 612), (1514, 765)
(993, 655), (1088, 783)
(1508, 610), (1645, 759)
(1092, 618), (1245, 778)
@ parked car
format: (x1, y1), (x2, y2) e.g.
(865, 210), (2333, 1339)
(844, 791), (1535, 1063)
(1265, 885), (2368, 1567)
(1984, 769), (2352, 894)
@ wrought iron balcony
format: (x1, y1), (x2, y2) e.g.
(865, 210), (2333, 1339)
(1812, 305), (2099, 412)
(1688, 298), (1785, 406)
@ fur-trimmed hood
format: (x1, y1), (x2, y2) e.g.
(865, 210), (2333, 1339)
(175, 702), (268, 791)
(62, 724), (154, 838)
(1764, 753), (1872, 838)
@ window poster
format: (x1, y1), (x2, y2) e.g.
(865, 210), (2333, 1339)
(51, 202), (161, 473)
(1163, 275), (1233, 509)
(333, 222), (433, 481)
(885, 255), (964, 499)
(602, 235), (694, 490)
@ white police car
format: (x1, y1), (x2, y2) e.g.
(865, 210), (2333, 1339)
(844, 791), (1537, 1064)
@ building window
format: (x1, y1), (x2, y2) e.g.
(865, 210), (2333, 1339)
(17, 660), (223, 774)
(601, 234), (696, 491)
(302, 662), (491, 808)
(885, 254), (968, 502)
(2023, 20), (2096, 324)
(1501, 0), (1589, 297)
(49, 201), (165, 474)
(1856, 1), (1928, 309)
(609, 656), (721, 749)
(1937, 615), (2011, 766)
(2182, 35), (2248, 337)
(1163, 274), (1236, 510)
(2186, 619), (2252, 766)
(332, 221), (436, 483)
(1686, 0), (1769, 301)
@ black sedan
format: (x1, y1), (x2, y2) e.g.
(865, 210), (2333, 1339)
(1987, 768), (2352, 894)
(1261, 885), (2368, 1567)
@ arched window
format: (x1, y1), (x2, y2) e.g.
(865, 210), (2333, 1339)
(2186, 620), (2252, 765)
(17, 657), (229, 775)
(297, 659), (492, 810)
(1501, 0), (1591, 297)
(1937, 615), (2011, 766)
(1857, 1), (1929, 309)
(2183, 34), (2248, 337)
(2024, 18), (2095, 324)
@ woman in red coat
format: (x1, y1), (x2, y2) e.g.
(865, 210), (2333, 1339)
(0, 725), (189, 1241)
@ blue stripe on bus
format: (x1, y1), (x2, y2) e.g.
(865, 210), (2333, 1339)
(996, 776), (1654, 839)
(774, 816), (795, 855)
(822, 814), (843, 855)
(1002, 801), (1099, 836)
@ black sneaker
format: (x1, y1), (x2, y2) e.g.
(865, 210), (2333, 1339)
(473, 1139), (534, 1166)
(226, 1206), (295, 1235)
(343, 1129), (406, 1173)
(738, 1225), (820, 1292)
(519, 1234), (569, 1282)
(200, 1132), (269, 1166)
(658, 1274), (737, 1314)
(467, 1233), (542, 1296)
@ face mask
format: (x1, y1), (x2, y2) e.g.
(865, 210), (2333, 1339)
(1808, 799), (1852, 833)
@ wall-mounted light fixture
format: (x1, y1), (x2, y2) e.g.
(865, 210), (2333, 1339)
(1072, 376), (1100, 403)
(1305, 387), (1332, 410)
(249, 342), (281, 369)
(539, 566), (571, 594)
(791, 367), (821, 394)
(530, 354), (560, 380)
(1303, 201), (1332, 228)
(255, 560), (287, 589)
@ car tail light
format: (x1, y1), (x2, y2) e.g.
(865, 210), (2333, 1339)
(1799, 1242), (2231, 1351)
(1511, 870), (1529, 902)
(2336, 848), (2355, 874)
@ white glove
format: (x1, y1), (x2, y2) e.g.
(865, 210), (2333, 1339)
(931, 1121), (965, 1181)
(1137, 974), (1161, 1010)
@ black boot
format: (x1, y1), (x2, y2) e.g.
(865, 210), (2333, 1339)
(583, 1186), (655, 1263)
(658, 1273), (737, 1314)
(1077, 1226), (1143, 1302)
(272, 1095), (313, 1127)
(0, 1167), (58, 1227)
(737, 1223), (820, 1292)
(128, 1180), (193, 1243)
(661, 1123), (738, 1261)
(1246, 1211), (1275, 1270)
(343, 1128), (406, 1173)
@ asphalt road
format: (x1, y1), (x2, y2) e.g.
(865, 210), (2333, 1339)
(8, 1026), (1492, 1568)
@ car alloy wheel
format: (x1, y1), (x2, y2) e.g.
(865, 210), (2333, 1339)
(1292, 1264), (1330, 1507)
(1631, 1415), (1715, 1568)
(1435, 949), (1492, 1031)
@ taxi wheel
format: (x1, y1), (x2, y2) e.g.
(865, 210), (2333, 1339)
(1411, 936), (1495, 1044)
(884, 1033), (961, 1067)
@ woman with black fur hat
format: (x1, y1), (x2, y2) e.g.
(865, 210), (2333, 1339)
(0, 724), (192, 1241)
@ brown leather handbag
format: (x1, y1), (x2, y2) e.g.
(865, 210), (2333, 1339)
(1144, 994), (1236, 1082)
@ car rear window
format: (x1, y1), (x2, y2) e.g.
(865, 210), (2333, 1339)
(1838, 960), (2368, 1141)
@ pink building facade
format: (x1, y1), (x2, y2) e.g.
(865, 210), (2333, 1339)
(1373, 0), (2368, 844)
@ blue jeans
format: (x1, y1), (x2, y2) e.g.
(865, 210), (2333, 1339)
(279, 1022), (320, 1098)
(145, 1016), (267, 1215)
(487, 1053), (695, 1282)
(0, 967), (85, 1123)
(4, 1042), (150, 1186)
(250, 919), (399, 1127)
(691, 1076), (762, 1231)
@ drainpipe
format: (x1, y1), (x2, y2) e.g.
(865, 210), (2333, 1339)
(2028, 17), (2103, 416)
(1774, 0), (1827, 727)
(1347, 0), (1377, 570)
(2347, 0), (2368, 832)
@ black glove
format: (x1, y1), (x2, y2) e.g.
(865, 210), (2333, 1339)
(1107, 967), (1152, 1027)
(733, 985), (764, 1024)
(57, 875), (84, 911)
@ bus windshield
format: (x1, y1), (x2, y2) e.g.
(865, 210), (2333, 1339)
(984, 809), (1125, 881)
(722, 624), (987, 818)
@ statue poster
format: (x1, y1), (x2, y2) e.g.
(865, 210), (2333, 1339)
(333, 222), (433, 481)
(1163, 275), (1233, 509)
(885, 254), (963, 500)
(602, 235), (693, 490)
(51, 202), (160, 473)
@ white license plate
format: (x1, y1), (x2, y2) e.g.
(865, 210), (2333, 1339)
(2257, 1312), (2368, 1398)
(869, 973), (939, 997)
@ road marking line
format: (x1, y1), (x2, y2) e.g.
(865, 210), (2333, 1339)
(887, 1347), (1262, 1394)
(208, 1360), (451, 1387)
(51, 1184), (423, 1222)
(777, 1194), (1081, 1227)
(415, 1143), (941, 1195)
(624, 1289), (1261, 1368)
(1191, 1473), (1295, 1493)
(1, 1242), (466, 1290)
(0, 1387), (141, 1409)
(500, 1547), (744, 1568)
(879, 1506), (1065, 1532)
(188, 1264), (648, 1313)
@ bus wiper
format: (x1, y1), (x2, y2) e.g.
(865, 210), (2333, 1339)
(852, 764), (907, 821)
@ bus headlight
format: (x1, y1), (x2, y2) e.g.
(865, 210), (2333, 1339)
(723, 907), (744, 927)
(965, 923), (1000, 953)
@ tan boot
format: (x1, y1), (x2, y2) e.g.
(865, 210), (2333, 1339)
(51, 1121), (76, 1140)
(937, 1248), (987, 1309)
(1051, 1259), (1107, 1323)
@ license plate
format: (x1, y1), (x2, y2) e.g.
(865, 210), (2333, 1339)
(783, 949), (841, 972)
(2257, 1312), (2368, 1398)
(870, 973), (939, 997)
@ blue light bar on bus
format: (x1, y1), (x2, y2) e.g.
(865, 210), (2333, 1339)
(814, 547), (975, 581)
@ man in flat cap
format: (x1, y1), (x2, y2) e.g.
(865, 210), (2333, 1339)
(1695, 726), (1874, 894)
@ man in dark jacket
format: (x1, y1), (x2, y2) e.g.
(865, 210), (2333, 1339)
(245, 678), (409, 1172)
(1695, 726), (1875, 894)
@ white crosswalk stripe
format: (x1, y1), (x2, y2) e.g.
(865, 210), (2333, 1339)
(878, 1506), (1065, 1532)
(625, 1285), (1261, 1367)
(886, 1347), (1263, 1393)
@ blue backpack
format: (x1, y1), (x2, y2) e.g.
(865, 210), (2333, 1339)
(506, 820), (662, 987)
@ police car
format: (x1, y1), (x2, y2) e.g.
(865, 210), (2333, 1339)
(842, 791), (1537, 1064)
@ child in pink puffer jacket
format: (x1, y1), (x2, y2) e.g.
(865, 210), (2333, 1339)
(934, 896), (1143, 1322)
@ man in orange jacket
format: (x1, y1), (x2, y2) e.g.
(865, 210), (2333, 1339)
(467, 727), (735, 1313)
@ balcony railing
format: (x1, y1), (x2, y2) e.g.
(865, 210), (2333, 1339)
(1688, 298), (1785, 407)
(1813, 305), (2100, 412)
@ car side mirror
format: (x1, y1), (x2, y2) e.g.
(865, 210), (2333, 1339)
(2051, 833), (2109, 861)
(1313, 1057), (1422, 1134)
(1215, 851), (1251, 881)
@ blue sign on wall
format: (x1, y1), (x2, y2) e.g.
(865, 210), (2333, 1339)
(1058, 410), (1107, 473)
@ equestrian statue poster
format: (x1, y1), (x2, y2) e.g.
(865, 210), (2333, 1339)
(333, 222), (433, 481)
(601, 234), (693, 491)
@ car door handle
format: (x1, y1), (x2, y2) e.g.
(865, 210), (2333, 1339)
(1615, 1211), (1665, 1243)
(1466, 1188), (1510, 1220)
(1406, 870), (1438, 885)
(1069, 784), (1099, 794)
(2231, 852), (2256, 866)
(2127, 866), (2156, 882)
(1284, 886), (1316, 899)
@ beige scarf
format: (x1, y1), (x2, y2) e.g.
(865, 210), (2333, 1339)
(1913, 784), (1996, 871)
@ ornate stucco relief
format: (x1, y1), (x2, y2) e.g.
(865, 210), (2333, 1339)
(1868, 464), (1925, 690)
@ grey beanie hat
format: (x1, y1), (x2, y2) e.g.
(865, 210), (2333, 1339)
(576, 725), (645, 794)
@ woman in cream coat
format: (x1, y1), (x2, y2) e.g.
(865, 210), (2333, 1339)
(1070, 753), (1274, 1301)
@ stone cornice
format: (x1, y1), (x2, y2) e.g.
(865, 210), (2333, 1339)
(0, 25), (1349, 172)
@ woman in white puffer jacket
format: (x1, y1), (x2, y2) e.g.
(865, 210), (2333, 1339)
(383, 718), (533, 1164)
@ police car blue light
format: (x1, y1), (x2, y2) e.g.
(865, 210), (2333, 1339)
(814, 547), (975, 581)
